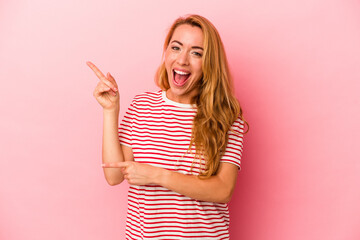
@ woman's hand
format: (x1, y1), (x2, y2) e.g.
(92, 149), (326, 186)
(87, 61), (119, 111)
(102, 161), (164, 185)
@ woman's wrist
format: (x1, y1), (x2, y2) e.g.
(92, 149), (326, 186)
(103, 107), (119, 115)
(153, 167), (170, 186)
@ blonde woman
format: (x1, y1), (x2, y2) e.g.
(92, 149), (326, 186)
(87, 14), (247, 240)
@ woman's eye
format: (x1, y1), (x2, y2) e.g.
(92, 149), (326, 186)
(171, 46), (180, 51)
(193, 52), (202, 57)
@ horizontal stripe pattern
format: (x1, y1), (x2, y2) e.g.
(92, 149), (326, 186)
(119, 90), (244, 239)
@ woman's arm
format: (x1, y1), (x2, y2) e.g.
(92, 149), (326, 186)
(87, 61), (134, 186)
(102, 109), (134, 185)
(102, 161), (239, 203)
(158, 162), (238, 203)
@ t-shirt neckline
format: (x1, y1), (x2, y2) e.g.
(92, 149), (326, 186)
(161, 91), (197, 109)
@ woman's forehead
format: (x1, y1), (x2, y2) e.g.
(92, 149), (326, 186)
(170, 24), (204, 47)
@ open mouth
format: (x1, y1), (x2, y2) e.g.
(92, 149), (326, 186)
(173, 69), (191, 86)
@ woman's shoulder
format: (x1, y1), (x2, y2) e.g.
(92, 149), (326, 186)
(131, 90), (163, 105)
(230, 116), (246, 134)
(133, 90), (162, 99)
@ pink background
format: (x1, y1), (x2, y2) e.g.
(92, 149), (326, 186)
(1, 0), (359, 239)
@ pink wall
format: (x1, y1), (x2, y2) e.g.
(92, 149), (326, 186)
(1, 0), (359, 239)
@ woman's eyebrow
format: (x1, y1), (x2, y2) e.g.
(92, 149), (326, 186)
(171, 40), (204, 51)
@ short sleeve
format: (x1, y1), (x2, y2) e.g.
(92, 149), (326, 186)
(220, 117), (245, 170)
(118, 99), (136, 147)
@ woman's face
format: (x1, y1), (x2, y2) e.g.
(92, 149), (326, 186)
(164, 24), (204, 104)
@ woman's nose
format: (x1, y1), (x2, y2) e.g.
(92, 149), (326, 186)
(176, 51), (189, 65)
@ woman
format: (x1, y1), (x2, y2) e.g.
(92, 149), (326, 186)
(87, 14), (247, 240)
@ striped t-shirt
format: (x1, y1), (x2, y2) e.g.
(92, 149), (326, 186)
(118, 90), (244, 240)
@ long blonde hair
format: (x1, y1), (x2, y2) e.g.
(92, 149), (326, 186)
(156, 14), (248, 178)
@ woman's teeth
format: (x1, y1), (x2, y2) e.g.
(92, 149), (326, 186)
(174, 69), (190, 75)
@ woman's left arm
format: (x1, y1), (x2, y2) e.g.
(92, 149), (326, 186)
(102, 161), (239, 203)
(158, 162), (239, 203)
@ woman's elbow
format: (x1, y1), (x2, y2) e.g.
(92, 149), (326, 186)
(105, 175), (124, 186)
(218, 193), (233, 204)
(103, 169), (124, 186)
(106, 179), (123, 186)
(107, 180), (120, 186)
(213, 188), (234, 204)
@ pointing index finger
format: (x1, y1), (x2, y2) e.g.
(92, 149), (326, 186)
(86, 61), (106, 80)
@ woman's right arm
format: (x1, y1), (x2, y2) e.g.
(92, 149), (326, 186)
(87, 61), (133, 186)
(102, 108), (133, 185)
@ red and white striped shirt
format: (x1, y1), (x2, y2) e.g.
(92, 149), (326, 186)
(118, 90), (244, 240)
